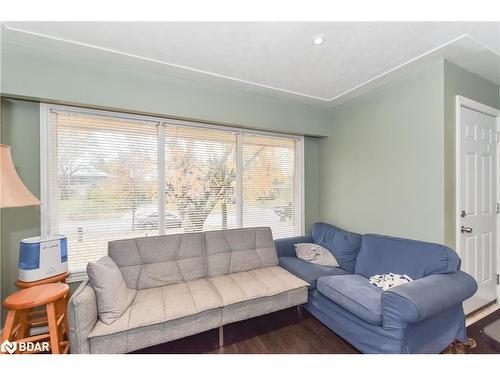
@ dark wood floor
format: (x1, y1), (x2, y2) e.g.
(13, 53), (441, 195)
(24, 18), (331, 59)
(464, 308), (500, 354)
(131, 307), (499, 354)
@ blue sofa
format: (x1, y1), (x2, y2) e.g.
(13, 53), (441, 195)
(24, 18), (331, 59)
(275, 222), (478, 354)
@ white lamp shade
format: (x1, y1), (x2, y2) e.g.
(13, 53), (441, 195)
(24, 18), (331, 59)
(0, 144), (41, 208)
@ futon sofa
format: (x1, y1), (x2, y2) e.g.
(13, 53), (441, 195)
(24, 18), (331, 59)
(68, 227), (308, 353)
(276, 222), (478, 354)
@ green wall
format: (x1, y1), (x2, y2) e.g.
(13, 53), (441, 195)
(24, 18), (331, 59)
(319, 61), (446, 242)
(304, 137), (320, 232)
(319, 59), (500, 246)
(1, 42), (330, 137)
(443, 60), (500, 247)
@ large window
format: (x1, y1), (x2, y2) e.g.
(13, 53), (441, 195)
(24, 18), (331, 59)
(41, 105), (303, 277)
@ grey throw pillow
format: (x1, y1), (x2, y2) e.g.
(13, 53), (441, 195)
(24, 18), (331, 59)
(294, 243), (340, 267)
(87, 256), (136, 325)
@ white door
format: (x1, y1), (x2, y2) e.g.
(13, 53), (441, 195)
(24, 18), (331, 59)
(459, 106), (498, 314)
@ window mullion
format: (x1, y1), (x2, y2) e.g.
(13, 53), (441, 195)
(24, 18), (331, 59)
(157, 123), (166, 235)
(41, 105), (58, 236)
(296, 137), (305, 236)
(236, 131), (243, 228)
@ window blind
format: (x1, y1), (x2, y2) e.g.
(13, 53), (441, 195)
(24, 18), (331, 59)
(44, 106), (302, 274)
(164, 125), (238, 233)
(51, 111), (159, 273)
(242, 134), (298, 239)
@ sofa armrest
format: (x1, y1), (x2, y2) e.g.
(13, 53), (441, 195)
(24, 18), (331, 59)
(382, 271), (477, 325)
(274, 235), (313, 258)
(68, 279), (98, 354)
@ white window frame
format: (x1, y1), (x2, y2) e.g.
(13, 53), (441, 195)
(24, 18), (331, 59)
(40, 103), (305, 281)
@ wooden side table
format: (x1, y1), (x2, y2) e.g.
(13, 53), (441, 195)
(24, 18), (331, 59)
(1, 283), (70, 354)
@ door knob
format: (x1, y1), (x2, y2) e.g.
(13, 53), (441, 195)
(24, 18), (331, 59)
(461, 226), (473, 233)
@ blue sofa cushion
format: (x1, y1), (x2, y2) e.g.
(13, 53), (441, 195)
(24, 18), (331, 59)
(317, 275), (383, 326)
(311, 222), (362, 273)
(279, 257), (348, 289)
(355, 234), (461, 280)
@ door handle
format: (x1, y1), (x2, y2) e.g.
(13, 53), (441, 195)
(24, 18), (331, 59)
(461, 226), (473, 233)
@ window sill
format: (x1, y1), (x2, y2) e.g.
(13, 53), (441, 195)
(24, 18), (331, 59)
(67, 270), (88, 284)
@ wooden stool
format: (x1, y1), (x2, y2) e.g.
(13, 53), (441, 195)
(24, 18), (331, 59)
(15, 272), (70, 290)
(2, 283), (70, 354)
(14, 273), (71, 344)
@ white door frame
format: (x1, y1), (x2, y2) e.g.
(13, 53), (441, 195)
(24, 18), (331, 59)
(455, 95), (500, 307)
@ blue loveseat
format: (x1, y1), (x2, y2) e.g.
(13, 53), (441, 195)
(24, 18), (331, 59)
(275, 222), (478, 354)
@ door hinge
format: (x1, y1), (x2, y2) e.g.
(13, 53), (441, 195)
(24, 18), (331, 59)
(497, 203), (500, 214)
(497, 274), (499, 285)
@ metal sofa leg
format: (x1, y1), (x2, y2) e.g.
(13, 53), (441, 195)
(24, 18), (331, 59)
(296, 304), (303, 318)
(219, 325), (224, 348)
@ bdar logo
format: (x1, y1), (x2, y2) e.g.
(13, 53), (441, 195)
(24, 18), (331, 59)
(1, 340), (17, 354)
(1, 339), (49, 354)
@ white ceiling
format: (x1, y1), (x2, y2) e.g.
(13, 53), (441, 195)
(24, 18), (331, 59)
(2, 22), (500, 106)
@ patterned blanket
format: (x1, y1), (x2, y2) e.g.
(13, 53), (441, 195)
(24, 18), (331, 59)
(369, 273), (413, 291)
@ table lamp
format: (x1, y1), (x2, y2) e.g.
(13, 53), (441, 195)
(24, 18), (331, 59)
(0, 144), (41, 208)
(0, 144), (39, 306)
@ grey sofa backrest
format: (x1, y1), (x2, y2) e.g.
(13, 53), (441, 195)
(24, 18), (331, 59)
(204, 227), (278, 277)
(108, 233), (206, 289)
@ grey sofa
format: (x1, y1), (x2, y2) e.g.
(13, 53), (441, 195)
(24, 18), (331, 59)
(68, 227), (309, 354)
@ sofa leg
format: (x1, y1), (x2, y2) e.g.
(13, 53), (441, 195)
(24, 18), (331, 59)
(218, 326), (224, 348)
(296, 305), (303, 318)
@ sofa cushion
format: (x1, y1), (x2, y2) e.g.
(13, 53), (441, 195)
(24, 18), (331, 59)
(108, 233), (206, 289)
(355, 234), (461, 281)
(221, 287), (307, 325)
(274, 235), (313, 258)
(311, 222), (362, 273)
(294, 243), (340, 267)
(89, 278), (222, 338)
(279, 256), (348, 289)
(204, 227), (278, 277)
(208, 266), (309, 306)
(317, 275), (383, 326)
(89, 309), (222, 354)
(86, 256), (137, 325)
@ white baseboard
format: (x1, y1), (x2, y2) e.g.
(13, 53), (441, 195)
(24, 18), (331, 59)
(466, 303), (500, 327)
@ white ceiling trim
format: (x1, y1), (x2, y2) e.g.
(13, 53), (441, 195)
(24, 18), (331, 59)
(329, 34), (499, 103)
(3, 24), (500, 108)
(3, 24), (328, 102)
(328, 34), (500, 107)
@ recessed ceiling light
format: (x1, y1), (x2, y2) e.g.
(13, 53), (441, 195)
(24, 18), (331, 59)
(312, 35), (324, 46)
